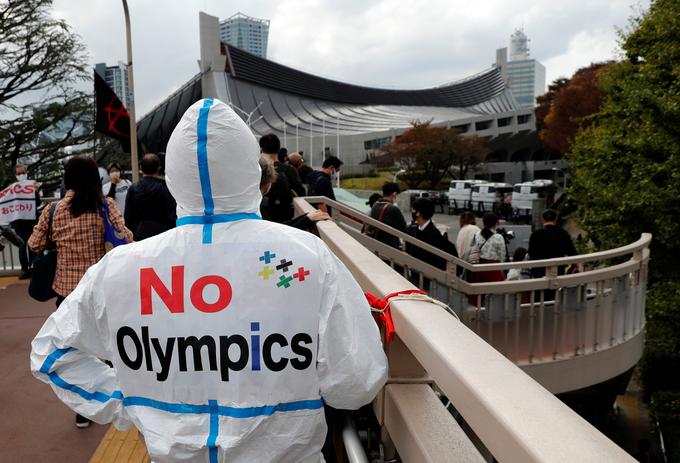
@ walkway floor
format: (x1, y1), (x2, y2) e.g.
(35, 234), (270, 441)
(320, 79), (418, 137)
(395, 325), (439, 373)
(0, 279), (107, 462)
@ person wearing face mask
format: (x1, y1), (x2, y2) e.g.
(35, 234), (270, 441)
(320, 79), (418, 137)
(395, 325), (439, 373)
(102, 162), (133, 215)
(307, 156), (343, 216)
(307, 157), (342, 198)
(9, 164), (41, 279)
(366, 182), (407, 250)
(406, 198), (458, 268)
(405, 198), (458, 292)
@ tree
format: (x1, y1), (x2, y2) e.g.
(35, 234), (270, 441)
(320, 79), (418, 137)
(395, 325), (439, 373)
(380, 121), (487, 189)
(0, 0), (92, 188)
(567, 0), (680, 398)
(454, 135), (488, 180)
(537, 63), (610, 155)
(535, 77), (568, 134)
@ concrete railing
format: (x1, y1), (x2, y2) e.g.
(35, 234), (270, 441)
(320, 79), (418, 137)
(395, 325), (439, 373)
(295, 196), (640, 462)
(299, 196), (649, 394)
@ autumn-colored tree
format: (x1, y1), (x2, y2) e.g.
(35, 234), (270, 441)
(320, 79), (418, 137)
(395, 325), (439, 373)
(535, 77), (568, 134)
(455, 135), (488, 180)
(538, 63), (610, 155)
(380, 121), (487, 189)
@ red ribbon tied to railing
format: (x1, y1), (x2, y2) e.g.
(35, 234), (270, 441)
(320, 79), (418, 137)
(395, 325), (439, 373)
(364, 289), (427, 343)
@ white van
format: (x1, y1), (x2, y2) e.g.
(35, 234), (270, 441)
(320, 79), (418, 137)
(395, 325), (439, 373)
(511, 179), (554, 216)
(470, 182), (513, 214)
(448, 180), (485, 214)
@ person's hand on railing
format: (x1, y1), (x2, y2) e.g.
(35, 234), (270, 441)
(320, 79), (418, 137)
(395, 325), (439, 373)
(308, 209), (331, 222)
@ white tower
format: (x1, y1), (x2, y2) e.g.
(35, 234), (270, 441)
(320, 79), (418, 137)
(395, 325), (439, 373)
(509, 29), (530, 61)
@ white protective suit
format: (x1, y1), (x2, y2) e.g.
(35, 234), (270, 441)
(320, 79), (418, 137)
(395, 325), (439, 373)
(30, 98), (388, 463)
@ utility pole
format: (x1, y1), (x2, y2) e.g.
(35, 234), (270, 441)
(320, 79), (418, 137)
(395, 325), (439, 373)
(122, 0), (139, 182)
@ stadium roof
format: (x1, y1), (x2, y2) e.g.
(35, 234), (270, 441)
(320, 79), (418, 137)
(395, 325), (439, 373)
(138, 43), (522, 153)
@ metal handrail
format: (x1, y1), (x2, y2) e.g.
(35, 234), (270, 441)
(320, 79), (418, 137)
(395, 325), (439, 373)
(299, 196), (651, 273)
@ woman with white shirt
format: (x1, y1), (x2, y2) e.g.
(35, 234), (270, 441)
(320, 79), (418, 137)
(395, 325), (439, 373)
(102, 162), (132, 215)
(456, 211), (480, 259)
(471, 212), (507, 282)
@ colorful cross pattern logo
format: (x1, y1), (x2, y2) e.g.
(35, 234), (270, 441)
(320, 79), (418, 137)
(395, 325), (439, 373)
(276, 259), (293, 272)
(258, 250), (310, 289)
(277, 275), (293, 288)
(259, 251), (276, 264)
(258, 266), (275, 280)
(293, 267), (310, 282)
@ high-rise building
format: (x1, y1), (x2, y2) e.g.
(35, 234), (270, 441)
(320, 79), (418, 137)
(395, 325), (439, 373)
(496, 29), (546, 108)
(95, 62), (132, 109)
(219, 12), (270, 58)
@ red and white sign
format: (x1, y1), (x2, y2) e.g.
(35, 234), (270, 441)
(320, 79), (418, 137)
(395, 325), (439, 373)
(0, 180), (37, 224)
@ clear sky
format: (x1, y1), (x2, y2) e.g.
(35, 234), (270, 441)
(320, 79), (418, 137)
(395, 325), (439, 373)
(52, 0), (651, 116)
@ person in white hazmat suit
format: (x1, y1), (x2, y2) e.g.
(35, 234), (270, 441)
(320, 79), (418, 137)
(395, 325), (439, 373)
(30, 98), (388, 462)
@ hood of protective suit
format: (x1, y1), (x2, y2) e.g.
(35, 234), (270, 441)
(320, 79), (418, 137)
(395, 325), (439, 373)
(165, 99), (262, 218)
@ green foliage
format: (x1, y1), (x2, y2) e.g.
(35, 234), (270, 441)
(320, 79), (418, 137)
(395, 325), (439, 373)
(651, 391), (680, 462)
(567, 0), (680, 400)
(640, 283), (680, 397)
(568, 0), (680, 283)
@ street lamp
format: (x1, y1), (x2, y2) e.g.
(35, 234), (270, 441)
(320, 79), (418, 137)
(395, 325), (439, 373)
(121, 0), (139, 182)
(393, 168), (406, 182)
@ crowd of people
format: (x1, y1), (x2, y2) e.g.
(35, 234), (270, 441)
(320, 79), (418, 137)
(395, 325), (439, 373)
(363, 184), (579, 288)
(2, 99), (579, 461)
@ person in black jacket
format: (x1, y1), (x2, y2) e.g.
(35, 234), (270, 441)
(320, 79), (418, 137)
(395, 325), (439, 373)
(307, 157), (342, 200)
(406, 198), (459, 270)
(368, 182), (407, 249)
(258, 156), (329, 229)
(260, 134), (306, 223)
(307, 156), (343, 215)
(528, 209), (578, 278)
(288, 152), (314, 189)
(123, 154), (177, 241)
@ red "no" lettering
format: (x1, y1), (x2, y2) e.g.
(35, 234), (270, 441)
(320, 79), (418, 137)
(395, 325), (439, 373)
(139, 266), (232, 315)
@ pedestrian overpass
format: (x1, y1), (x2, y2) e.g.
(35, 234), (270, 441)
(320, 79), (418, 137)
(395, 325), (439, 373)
(292, 196), (648, 462)
(0, 197), (649, 462)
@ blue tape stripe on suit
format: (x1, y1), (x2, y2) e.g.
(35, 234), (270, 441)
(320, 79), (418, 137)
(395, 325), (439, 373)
(196, 98), (215, 244)
(208, 400), (219, 463)
(197, 98), (215, 216)
(39, 347), (73, 373)
(176, 213), (262, 226)
(38, 349), (323, 418)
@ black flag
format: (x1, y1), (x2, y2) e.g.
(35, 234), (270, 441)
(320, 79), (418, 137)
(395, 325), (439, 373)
(95, 71), (131, 152)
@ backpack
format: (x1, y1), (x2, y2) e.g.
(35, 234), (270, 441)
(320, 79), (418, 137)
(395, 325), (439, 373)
(466, 234), (490, 264)
(263, 164), (294, 221)
(363, 202), (390, 239)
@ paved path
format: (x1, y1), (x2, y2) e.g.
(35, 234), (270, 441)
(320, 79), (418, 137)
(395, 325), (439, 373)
(0, 279), (106, 462)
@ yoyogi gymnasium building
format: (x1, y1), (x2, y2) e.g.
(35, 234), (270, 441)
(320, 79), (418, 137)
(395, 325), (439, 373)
(138, 13), (565, 184)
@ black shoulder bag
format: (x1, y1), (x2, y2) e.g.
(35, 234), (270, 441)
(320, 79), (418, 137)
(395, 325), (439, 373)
(28, 202), (58, 302)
